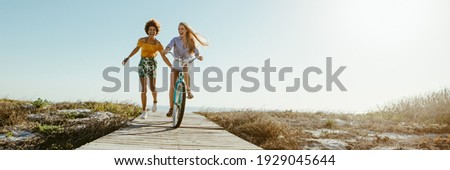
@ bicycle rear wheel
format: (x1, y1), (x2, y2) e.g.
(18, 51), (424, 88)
(172, 81), (186, 128)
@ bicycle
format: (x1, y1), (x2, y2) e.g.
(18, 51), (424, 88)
(166, 52), (198, 128)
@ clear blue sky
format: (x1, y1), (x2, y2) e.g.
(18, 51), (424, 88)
(1, 0), (449, 113)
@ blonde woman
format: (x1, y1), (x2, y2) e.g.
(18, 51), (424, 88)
(122, 19), (172, 119)
(164, 22), (208, 117)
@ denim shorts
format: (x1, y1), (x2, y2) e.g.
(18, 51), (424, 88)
(172, 59), (193, 72)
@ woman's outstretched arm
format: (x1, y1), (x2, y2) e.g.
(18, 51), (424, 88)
(159, 49), (173, 68)
(122, 46), (139, 65)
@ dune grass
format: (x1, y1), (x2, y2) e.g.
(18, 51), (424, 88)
(0, 98), (142, 127)
(371, 88), (450, 125)
(0, 99), (29, 127)
(198, 110), (304, 149)
(199, 88), (450, 150)
(0, 98), (142, 149)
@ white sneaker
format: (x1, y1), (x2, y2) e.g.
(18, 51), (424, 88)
(140, 111), (147, 119)
(152, 102), (157, 112)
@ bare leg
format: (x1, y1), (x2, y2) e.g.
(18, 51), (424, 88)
(140, 77), (148, 111)
(183, 66), (190, 90)
(166, 70), (178, 117)
(182, 64), (192, 98)
(149, 78), (157, 103)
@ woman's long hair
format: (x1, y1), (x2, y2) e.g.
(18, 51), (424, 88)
(179, 22), (208, 55)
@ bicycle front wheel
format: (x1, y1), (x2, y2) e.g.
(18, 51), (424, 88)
(172, 81), (186, 128)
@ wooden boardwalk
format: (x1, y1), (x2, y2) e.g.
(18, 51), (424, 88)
(77, 111), (262, 150)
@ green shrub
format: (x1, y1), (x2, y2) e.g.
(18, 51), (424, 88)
(32, 98), (51, 109)
(37, 124), (63, 134)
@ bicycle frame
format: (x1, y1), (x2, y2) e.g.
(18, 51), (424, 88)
(166, 51), (193, 128)
(173, 72), (185, 105)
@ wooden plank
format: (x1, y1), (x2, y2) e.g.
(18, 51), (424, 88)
(77, 111), (261, 150)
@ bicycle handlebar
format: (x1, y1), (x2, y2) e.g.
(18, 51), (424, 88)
(165, 51), (199, 63)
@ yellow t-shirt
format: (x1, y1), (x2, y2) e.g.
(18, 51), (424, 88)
(137, 38), (163, 58)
